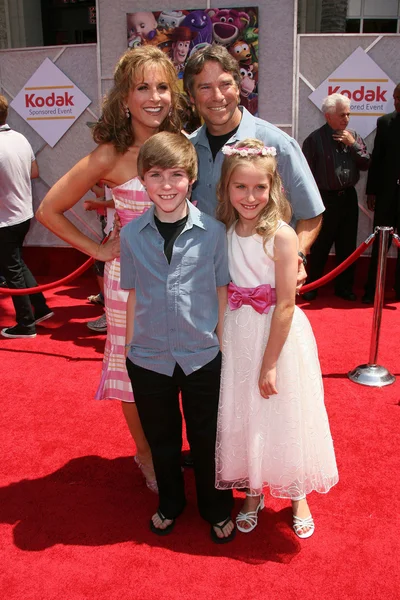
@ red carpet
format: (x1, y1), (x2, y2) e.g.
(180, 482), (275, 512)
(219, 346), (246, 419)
(0, 275), (399, 600)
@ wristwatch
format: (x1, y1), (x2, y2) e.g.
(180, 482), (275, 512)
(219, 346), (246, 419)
(298, 251), (307, 266)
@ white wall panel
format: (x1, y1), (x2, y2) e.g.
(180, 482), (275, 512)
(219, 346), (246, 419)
(0, 44), (100, 247)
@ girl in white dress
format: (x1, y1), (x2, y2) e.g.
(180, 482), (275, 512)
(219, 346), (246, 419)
(215, 139), (338, 538)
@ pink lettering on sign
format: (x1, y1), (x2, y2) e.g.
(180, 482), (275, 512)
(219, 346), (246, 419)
(25, 91), (75, 108)
(327, 85), (387, 103)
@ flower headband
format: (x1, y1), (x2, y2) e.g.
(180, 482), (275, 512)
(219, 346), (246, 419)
(221, 145), (277, 157)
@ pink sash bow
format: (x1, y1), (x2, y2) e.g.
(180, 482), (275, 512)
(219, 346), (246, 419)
(228, 282), (276, 315)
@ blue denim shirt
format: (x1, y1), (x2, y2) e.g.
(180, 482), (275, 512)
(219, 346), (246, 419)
(189, 106), (324, 222)
(120, 201), (230, 376)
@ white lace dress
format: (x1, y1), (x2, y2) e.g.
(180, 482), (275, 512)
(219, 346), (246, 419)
(215, 223), (339, 499)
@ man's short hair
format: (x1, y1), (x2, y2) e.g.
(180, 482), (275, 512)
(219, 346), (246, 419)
(0, 95), (9, 125)
(321, 93), (350, 115)
(183, 43), (241, 97)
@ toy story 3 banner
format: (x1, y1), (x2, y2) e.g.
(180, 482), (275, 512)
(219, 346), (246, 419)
(127, 7), (259, 116)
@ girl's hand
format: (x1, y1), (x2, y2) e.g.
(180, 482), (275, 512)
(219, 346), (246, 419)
(95, 228), (120, 261)
(83, 200), (98, 211)
(83, 199), (106, 216)
(258, 365), (278, 399)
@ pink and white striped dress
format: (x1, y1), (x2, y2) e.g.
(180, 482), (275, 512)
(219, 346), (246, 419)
(95, 177), (152, 402)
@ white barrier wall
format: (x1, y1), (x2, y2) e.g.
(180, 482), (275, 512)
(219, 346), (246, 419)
(0, 43), (100, 247)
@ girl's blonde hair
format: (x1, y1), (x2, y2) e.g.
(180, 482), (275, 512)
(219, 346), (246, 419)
(137, 132), (198, 182)
(93, 47), (181, 154)
(216, 138), (292, 245)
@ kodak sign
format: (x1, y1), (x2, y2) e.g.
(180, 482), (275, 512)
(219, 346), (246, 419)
(308, 47), (395, 139)
(25, 91), (75, 108)
(11, 58), (91, 147)
(327, 85), (387, 103)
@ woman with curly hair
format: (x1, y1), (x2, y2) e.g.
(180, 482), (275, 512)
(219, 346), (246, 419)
(37, 47), (182, 492)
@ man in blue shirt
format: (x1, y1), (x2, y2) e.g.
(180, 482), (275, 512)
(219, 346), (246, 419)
(120, 132), (235, 543)
(184, 44), (324, 282)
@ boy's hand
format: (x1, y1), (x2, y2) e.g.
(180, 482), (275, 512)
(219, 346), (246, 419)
(258, 365), (278, 399)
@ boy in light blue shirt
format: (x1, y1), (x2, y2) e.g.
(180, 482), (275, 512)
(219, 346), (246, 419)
(120, 132), (235, 543)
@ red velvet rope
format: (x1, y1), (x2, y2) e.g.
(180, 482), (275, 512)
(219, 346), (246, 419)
(0, 232), (378, 298)
(301, 233), (376, 294)
(0, 233), (111, 296)
(0, 256), (94, 296)
(392, 234), (400, 249)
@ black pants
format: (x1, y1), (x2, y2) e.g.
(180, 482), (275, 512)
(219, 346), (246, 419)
(307, 187), (359, 292)
(364, 186), (400, 296)
(0, 219), (48, 327)
(126, 352), (233, 524)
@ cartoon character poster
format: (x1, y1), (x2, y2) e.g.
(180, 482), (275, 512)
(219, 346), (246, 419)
(126, 7), (259, 116)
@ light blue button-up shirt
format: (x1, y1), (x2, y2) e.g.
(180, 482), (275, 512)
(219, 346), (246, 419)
(189, 106), (324, 222)
(120, 201), (230, 376)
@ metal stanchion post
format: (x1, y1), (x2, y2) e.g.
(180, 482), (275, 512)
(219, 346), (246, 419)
(348, 226), (395, 387)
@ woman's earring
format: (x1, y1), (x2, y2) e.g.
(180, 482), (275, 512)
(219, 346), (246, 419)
(125, 106), (131, 119)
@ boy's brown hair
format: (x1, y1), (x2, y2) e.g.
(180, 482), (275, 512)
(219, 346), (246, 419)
(138, 132), (198, 182)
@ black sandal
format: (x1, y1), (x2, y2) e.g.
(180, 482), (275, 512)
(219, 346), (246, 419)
(149, 510), (175, 536)
(210, 517), (236, 544)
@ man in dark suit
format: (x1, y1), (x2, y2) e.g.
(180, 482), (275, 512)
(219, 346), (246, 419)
(302, 93), (370, 301)
(362, 83), (400, 303)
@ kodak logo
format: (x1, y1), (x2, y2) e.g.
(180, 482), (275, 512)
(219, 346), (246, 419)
(25, 91), (75, 108)
(328, 85), (387, 102)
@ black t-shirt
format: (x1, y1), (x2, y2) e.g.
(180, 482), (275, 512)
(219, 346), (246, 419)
(206, 125), (239, 160)
(154, 214), (188, 263)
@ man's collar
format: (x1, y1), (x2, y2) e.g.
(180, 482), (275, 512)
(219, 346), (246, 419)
(137, 200), (206, 232)
(324, 122), (335, 133)
(191, 106), (255, 148)
(230, 106), (256, 139)
(0, 124), (11, 132)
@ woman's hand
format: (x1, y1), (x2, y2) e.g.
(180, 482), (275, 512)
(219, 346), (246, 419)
(258, 365), (278, 399)
(95, 228), (120, 261)
(113, 212), (122, 235)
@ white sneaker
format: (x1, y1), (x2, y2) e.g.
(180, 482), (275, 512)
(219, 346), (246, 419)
(87, 313), (107, 332)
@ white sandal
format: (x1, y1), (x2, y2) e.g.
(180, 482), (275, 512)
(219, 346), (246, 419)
(293, 514), (315, 539)
(134, 455), (158, 494)
(236, 494), (265, 533)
